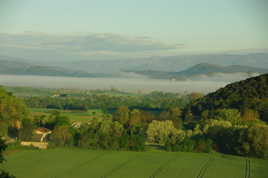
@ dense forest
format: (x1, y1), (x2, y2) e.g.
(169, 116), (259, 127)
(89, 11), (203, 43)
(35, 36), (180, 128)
(189, 73), (268, 122)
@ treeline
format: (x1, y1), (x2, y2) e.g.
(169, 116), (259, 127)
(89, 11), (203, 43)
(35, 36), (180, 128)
(12, 106), (184, 151)
(23, 91), (192, 111)
(6, 103), (268, 159)
(50, 110), (146, 151)
(167, 108), (268, 158)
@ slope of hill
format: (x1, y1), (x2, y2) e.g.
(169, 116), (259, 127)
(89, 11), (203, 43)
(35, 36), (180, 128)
(2, 148), (268, 178)
(0, 59), (108, 78)
(173, 63), (268, 77)
(189, 73), (268, 120)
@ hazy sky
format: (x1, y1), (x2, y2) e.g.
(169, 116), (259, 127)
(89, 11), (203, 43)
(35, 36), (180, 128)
(0, 0), (268, 54)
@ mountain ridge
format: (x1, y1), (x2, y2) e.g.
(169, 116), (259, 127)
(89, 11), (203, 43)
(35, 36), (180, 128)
(0, 59), (109, 78)
(126, 63), (268, 80)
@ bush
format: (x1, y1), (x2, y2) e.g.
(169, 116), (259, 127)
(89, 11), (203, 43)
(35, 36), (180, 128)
(210, 125), (268, 159)
(165, 136), (214, 153)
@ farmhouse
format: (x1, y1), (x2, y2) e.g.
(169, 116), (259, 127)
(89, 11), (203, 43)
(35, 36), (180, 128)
(21, 127), (52, 149)
(34, 127), (52, 142)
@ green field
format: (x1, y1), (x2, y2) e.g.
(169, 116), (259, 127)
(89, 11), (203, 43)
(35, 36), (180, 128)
(31, 108), (107, 122)
(1, 149), (268, 178)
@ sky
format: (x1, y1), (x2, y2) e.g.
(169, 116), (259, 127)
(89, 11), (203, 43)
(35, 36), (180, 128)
(0, 0), (268, 58)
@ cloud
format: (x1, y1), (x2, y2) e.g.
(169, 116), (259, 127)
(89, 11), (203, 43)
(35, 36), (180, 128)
(0, 32), (182, 54)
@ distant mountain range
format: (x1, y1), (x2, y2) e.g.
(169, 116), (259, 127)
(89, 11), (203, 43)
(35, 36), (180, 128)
(172, 63), (268, 76)
(1, 54), (268, 81)
(0, 59), (109, 78)
(1, 52), (268, 74)
(126, 63), (268, 80)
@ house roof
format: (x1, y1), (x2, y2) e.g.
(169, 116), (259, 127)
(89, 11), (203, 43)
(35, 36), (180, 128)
(35, 127), (51, 133)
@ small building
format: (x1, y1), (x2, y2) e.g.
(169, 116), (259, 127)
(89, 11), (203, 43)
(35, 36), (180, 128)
(34, 128), (52, 142)
(21, 127), (52, 149)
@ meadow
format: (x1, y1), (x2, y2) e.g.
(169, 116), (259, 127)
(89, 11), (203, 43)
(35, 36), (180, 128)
(1, 148), (268, 178)
(31, 108), (107, 122)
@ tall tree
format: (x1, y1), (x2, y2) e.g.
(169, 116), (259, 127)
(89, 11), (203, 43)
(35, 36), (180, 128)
(18, 119), (35, 141)
(160, 107), (183, 129)
(129, 109), (142, 127)
(0, 138), (15, 178)
(113, 106), (130, 127)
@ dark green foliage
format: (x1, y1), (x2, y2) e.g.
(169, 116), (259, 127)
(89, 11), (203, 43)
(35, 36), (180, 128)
(0, 122), (8, 138)
(181, 74), (268, 158)
(75, 118), (145, 151)
(50, 126), (74, 147)
(44, 112), (70, 130)
(0, 139), (6, 164)
(0, 87), (30, 139)
(159, 107), (183, 129)
(120, 126), (146, 151)
(189, 74), (268, 121)
(208, 126), (268, 159)
(18, 119), (35, 141)
(165, 136), (213, 153)
(0, 171), (16, 178)
(0, 138), (15, 178)
(23, 91), (190, 112)
(113, 106), (130, 127)
(77, 119), (123, 150)
(165, 137), (195, 152)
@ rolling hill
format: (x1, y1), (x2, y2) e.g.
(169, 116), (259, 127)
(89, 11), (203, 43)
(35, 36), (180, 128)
(126, 63), (268, 80)
(2, 148), (268, 178)
(189, 73), (268, 121)
(173, 63), (268, 77)
(0, 59), (108, 78)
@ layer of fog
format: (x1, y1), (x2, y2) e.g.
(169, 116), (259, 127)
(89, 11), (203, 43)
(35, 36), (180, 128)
(0, 75), (228, 94)
(184, 72), (260, 82)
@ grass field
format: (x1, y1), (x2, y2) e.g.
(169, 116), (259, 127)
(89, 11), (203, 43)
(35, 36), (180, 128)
(31, 108), (107, 122)
(1, 148), (268, 178)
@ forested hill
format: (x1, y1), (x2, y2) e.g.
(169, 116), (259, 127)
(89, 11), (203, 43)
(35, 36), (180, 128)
(189, 73), (268, 121)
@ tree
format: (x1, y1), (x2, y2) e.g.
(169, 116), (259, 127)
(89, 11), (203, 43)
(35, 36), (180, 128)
(213, 109), (242, 125)
(246, 125), (268, 158)
(121, 126), (146, 151)
(0, 122), (8, 138)
(77, 118), (125, 150)
(168, 107), (183, 129)
(0, 88), (30, 138)
(18, 119), (35, 141)
(147, 120), (181, 145)
(50, 125), (73, 147)
(160, 107), (183, 129)
(129, 109), (142, 127)
(0, 138), (15, 178)
(242, 109), (260, 121)
(201, 110), (209, 120)
(45, 113), (70, 130)
(113, 106), (130, 127)
(203, 119), (232, 134)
